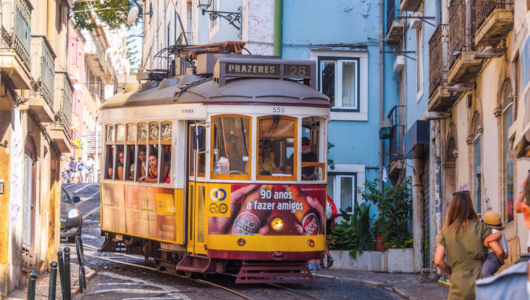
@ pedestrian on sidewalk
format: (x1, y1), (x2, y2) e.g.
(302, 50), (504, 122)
(77, 157), (85, 183)
(434, 191), (503, 300)
(481, 210), (509, 278)
(322, 194), (338, 268)
(475, 175), (530, 299)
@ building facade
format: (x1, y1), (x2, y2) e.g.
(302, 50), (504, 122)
(0, 0), (73, 295)
(141, 0), (400, 218)
(391, 0), (530, 278)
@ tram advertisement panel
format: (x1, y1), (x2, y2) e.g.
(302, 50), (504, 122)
(208, 184), (326, 236)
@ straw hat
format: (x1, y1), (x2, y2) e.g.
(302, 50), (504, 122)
(483, 210), (503, 230)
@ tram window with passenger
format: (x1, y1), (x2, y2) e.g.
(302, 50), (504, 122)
(125, 124), (136, 181)
(257, 115), (297, 180)
(105, 125), (115, 180)
(211, 115), (251, 180)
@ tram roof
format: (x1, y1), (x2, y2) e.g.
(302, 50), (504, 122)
(100, 76), (331, 110)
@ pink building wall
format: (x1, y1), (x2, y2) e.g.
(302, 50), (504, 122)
(67, 24), (86, 158)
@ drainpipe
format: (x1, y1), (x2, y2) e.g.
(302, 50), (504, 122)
(273, 0), (283, 57)
(379, 0), (385, 192)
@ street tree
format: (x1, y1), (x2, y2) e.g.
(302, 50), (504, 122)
(72, 0), (143, 31)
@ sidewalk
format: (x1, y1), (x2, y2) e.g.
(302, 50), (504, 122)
(312, 268), (448, 300)
(6, 263), (96, 300)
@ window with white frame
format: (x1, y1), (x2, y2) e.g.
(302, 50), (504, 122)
(208, 0), (220, 40)
(328, 174), (357, 213)
(416, 25), (424, 96)
(319, 58), (360, 111)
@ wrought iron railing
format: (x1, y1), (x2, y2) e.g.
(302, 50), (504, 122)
(387, 0), (399, 34)
(388, 105), (406, 163)
(13, 0), (31, 69)
(40, 38), (54, 108)
(61, 75), (73, 138)
(476, 0), (514, 30)
(31, 36), (55, 108)
(429, 24), (448, 96)
(448, 0), (474, 68)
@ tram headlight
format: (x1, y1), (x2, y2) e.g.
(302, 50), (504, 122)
(269, 216), (285, 232)
(68, 208), (80, 218)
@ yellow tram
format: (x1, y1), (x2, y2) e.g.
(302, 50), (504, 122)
(99, 42), (331, 283)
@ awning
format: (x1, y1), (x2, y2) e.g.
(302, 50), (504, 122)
(403, 120), (430, 159)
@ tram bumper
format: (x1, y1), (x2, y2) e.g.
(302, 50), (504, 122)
(207, 249), (324, 261)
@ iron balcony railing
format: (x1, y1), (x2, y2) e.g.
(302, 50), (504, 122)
(387, 0), (399, 35)
(61, 74), (73, 138)
(31, 35), (55, 109)
(13, 0), (31, 69)
(476, 0), (514, 30)
(388, 105), (406, 163)
(429, 24), (448, 96)
(448, 0), (475, 68)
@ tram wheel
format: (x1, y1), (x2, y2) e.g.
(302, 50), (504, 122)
(184, 271), (196, 279)
(154, 259), (166, 272)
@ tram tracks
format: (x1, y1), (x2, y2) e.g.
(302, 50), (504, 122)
(69, 243), (319, 300)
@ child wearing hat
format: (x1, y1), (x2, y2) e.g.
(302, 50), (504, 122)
(481, 210), (509, 278)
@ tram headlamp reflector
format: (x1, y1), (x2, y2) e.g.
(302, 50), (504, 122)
(269, 217), (284, 232)
(237, 238), (246, 246)
(308, 239), (315, 247)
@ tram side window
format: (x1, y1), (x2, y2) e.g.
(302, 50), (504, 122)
(257, 116), (296, 179)
(125, 145), (135, 181)
(189, 125), (205, 178)
(115, 145), (125, 180)
(292, 117), (325, 181)
(131, 147), (147, 181)
(105, 145), (115, 180)
(212, 116), (250, 178)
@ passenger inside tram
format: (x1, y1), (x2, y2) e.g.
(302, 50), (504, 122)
(285, 136), (318, 180)
(139, 152), (170, 183)
(130, 147), (147, 180)
(106, 146), (114, 179)
(117, 151), (125, 180)
(257, 115), (295, 177)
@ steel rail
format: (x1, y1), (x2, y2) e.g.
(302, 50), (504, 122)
(75, 251), (254, 300)
(218, 272), (319, 300)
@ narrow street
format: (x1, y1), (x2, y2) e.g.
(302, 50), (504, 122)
(62, 184), (400, 300)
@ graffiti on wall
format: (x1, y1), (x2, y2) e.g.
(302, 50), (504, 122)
(482, 175), (492, 213)
(459, 183), (468, 191)
(9, 108), (22, 221)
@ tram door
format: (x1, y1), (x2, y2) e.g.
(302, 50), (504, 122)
(187, 123), (207, 255)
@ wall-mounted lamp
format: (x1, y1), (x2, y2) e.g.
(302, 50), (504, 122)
(197, 0), (210, 8)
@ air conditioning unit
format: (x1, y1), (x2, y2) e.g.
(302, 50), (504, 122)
(393, 55), (405, 73)
(410, 12), (422, 29)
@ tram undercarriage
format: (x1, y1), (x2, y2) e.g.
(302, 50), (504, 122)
(100, 231), (317, 283)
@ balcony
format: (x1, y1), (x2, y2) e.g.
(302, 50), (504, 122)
(400, 0), (422, 12)
(0, 0), (32, 89)
(28, 36), (56, 123)
(60, 74), (74, 139)
(475, 0), (514, 47)
(386, 0), (405, 43)
(428, 24), (457, 112)
(448, 0), (483, 85)
(387, 105), (405, 178)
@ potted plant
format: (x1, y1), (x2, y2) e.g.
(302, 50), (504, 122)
(357, 177), (413, 251)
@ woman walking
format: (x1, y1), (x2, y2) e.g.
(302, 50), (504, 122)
(434, 191), (504, 300)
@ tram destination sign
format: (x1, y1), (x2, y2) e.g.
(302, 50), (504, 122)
(214, 58), (316, 89)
